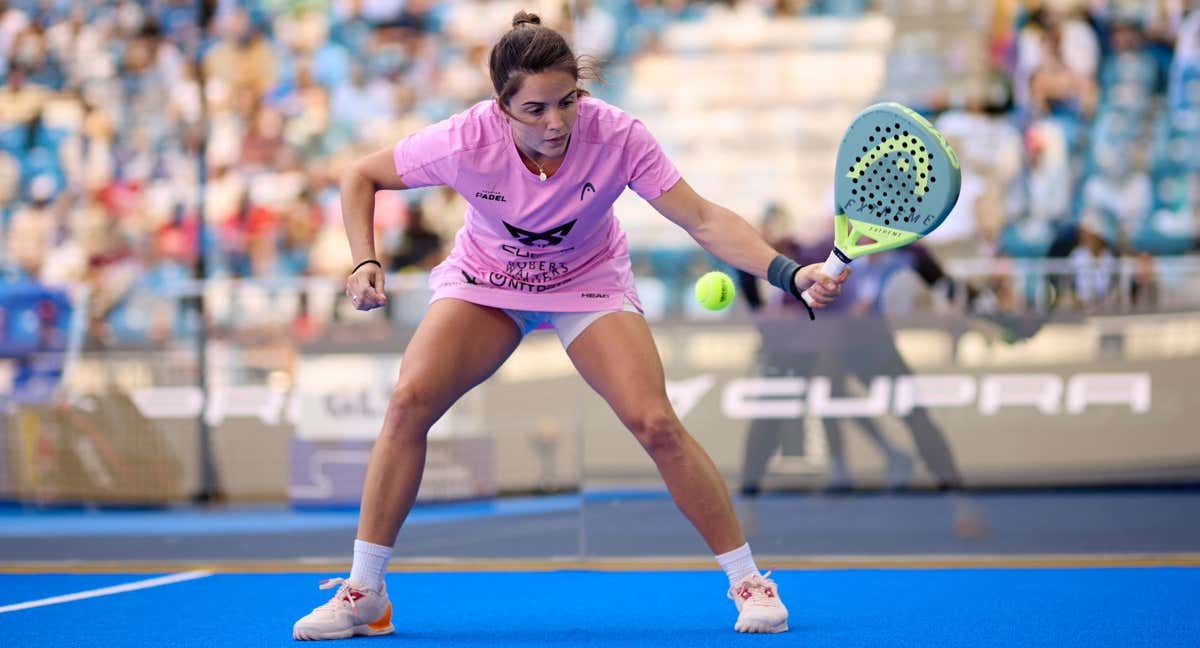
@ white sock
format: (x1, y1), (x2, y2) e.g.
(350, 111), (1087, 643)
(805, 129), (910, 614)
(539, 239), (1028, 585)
(349, 539), (393, 592)
(716, 542), (760, 587)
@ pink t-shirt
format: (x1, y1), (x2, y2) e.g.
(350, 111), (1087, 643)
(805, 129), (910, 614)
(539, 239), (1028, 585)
(392, 96), (681, 312)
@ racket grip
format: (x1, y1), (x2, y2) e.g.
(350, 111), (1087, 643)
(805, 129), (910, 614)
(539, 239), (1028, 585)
(800, 249), (849, 305)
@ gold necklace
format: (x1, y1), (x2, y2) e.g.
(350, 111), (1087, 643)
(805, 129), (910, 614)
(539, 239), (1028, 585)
(520, 151), (549, 182)
(521, 139), (567, 182)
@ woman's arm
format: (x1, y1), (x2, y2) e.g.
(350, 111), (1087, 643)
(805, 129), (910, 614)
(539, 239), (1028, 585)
(341, 147), (410, 311)
(649, 179), (847, 308)
(342, 147), (409, 267)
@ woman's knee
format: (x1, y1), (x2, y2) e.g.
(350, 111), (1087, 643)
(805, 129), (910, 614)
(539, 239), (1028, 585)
(379, 382), (439, 442)
(628, 407), (685, 457)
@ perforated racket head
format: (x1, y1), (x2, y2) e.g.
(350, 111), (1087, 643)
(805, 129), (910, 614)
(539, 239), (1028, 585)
(832, 103), (961, 259)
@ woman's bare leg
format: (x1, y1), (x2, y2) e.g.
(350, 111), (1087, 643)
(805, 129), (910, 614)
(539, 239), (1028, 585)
(356, 299), (522, 546)
(565, 312), (745, 554)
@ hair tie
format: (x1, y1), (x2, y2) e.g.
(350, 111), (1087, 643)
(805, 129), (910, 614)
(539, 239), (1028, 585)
(352, 259), (382, 274)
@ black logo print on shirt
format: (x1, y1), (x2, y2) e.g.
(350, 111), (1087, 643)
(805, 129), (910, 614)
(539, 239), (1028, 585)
(579, 182), (596, 201)
(475, 190), (507, 202)
(502, 219), (577, 247)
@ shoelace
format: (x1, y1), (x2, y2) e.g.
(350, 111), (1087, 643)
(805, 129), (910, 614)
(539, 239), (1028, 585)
(316, 578), (359, 612)
(735, 570), (780, 605)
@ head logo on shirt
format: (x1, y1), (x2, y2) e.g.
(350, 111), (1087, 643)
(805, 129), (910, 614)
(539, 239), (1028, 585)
(503, 219), (576, 247)
(579, 182), (596, 201)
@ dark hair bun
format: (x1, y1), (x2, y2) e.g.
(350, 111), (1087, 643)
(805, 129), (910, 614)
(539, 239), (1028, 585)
(512, 11), (541, 28)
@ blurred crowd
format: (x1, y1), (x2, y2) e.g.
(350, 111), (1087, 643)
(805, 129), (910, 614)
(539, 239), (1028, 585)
(927, 0), (1200, 309)
(0, 0), (1197, 343)
(0, 0), (747, 342)
(0, 0), (861, 342)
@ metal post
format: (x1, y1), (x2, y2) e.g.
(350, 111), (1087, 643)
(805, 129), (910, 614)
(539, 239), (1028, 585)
(192, 0), (221, 503)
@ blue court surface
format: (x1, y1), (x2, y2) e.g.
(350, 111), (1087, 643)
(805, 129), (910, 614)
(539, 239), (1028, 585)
(1, 567), (1198, 647)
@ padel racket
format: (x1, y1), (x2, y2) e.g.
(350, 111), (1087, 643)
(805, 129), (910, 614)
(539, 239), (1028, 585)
(801, 102), (961, 307)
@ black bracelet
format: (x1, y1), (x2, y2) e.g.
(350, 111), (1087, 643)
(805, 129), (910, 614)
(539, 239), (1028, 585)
(767, 254), (815, 321)
(352, 259), (382, 274)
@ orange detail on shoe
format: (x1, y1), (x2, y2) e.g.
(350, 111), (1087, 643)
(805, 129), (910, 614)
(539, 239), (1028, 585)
(368, 603), (393, 631)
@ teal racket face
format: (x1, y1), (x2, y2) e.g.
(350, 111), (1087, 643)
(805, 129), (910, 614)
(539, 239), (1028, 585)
(833, 103), (961, 256)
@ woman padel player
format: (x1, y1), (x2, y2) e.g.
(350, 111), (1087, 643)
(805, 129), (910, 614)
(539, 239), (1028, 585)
(293, 11), (848, 640)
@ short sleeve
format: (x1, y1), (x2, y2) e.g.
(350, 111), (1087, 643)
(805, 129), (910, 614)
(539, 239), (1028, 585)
(393, 120), (458, 189)
(624, 119), (681, 201)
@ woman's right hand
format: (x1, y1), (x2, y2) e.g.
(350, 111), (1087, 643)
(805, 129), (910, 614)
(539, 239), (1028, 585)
(346, 263), (388, 311)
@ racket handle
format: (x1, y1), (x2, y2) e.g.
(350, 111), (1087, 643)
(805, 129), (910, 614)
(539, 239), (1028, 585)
(800, 249), (849, 305)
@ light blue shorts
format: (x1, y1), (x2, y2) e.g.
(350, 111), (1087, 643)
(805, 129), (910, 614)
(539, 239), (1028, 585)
(502, 297), (641, 348)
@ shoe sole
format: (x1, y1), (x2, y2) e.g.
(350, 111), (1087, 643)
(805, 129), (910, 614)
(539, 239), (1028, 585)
(735, 609), (789, 635)
(735, 621), (789, 634)
(293, 623), (395, 640)
(294, 600), (393, 641)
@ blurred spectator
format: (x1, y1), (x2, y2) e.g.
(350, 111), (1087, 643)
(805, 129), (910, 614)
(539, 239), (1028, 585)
(934, 73), (1023, 255)
(203, 9), (278, 101)
(572, 0), (618, 60)
(79, 204), (142, 341)
(291, 62), (334, 153)
(0, 66), (50, 124)
(418, 184), (469, 243)
(1168, 1), (1200, 107)
(1069, 210), (1118, 307)
(1079, 145), (1152, 249)
(275, 8), (352, 91)
(1017, 119), (1074, 224)
(240, 104), (286, 172)
(1099, 17), (1161, 105)
(436, 42), (492, 111)
(0, 148), (19, 213)
(1177, 2), (1200, 62)
(5, 173), (58, 280)
(1015, 1), (1100, 144)
(443, 0), (565, 51)
(277, 194), (320, 276)
(331, 62), (397, 137)
(0, 2), (32, 62)
(383, 200), (444, 272)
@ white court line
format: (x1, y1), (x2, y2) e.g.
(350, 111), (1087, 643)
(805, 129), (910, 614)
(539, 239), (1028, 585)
(0, 570), (213, 614)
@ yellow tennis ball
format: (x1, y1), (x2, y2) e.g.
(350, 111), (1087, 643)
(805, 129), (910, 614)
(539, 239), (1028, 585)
(694, 271), (736, 311)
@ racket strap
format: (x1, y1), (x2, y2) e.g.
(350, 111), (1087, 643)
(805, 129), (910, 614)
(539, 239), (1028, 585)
(767, 255), (815, 320)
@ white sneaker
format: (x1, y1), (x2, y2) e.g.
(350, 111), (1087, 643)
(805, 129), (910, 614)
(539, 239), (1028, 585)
(293, 578), (394, 641)
(728, 571), (789, 634)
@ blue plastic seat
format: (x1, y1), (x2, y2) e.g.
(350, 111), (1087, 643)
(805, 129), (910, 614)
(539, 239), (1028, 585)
(0, 126), (26, 153)
(999, 218), (1057, 258)
(1131, 208), (1197, 255)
